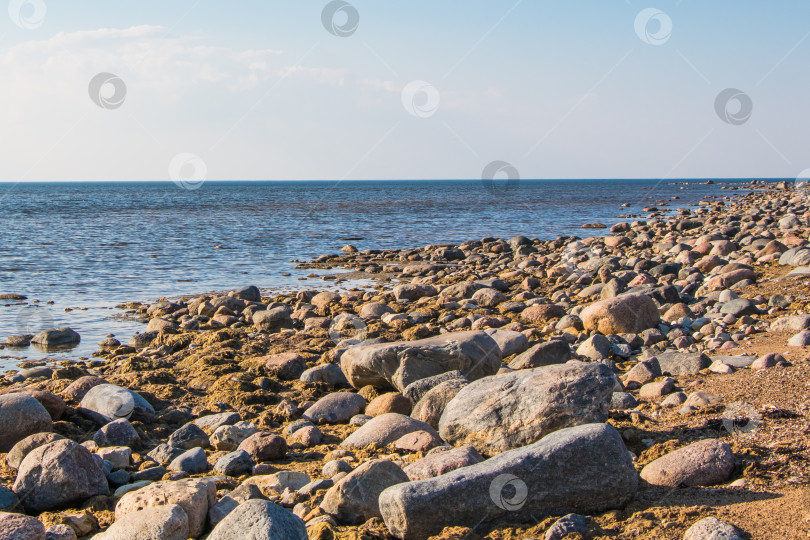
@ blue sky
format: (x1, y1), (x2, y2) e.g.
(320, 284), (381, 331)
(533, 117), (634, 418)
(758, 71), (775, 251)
(2, 1), (809, 181)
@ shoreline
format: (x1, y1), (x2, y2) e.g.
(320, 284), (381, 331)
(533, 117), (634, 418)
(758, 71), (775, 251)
(0, 179), (808, 538)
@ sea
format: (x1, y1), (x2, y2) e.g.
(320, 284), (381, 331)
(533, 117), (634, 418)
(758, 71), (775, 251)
(0, 178), (766, 368)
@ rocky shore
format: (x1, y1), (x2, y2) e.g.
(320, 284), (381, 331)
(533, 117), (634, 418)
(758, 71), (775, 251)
(1, 181), (809, 539)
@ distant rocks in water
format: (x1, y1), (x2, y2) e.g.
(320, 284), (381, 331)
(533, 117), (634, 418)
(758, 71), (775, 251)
(3, 334), (32, 347)
(581, 222), (607, 229)
(0, 294), (27, 300)
(30, 327), (80, 347)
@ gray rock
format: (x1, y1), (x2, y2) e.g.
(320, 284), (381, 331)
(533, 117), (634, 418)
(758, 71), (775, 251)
(439, 361), (615, 455)
(167, 423), (209, 450)
(393, 284), (437, 302)
(208, 484), (265, 526)
(320, 459), (409, 524)
(30, 327), (80, 346)
(710, 355), (756, 368)
(303, 392), (366, 424)
(771, 314), (810, 333)
(640, 439), (734, 487)
(484, 328), (530, 357)
(193, 412), (241, 432)
(0, 512), (46, 540)
(720, 298), (758, 317)
(342, 413), (440, 449)
(206, 499), (307, 540)
(655, 351), (710, 376)
(79, 384), (154, 425)
(252, 307), (293, 333)
(379, 423), (637, 540)
(788, 331), (810, 347)
(411, 379), (469, 429)
(168, 447), (208, 474)
(576, 335), (613, 361)
(234, 285), (261, 302)
(0, 485), (19, 511)
(683, 517), (744, 540)
(214, 450), (254, 476)
(94, 418), (139, 447)
(299, 364), (350, 387)
(13, 439), (109, 513)
(779, 247), (810, 266)
(94, 504), (189, 540)
(130, 466), (167, 482)
(340, 330), (502, 391)
(402, 370), (468, 404)
(545, 513), (589, 540)
(147, 443), (184, 464)
(610, 392), (638, 410)
(0, 393), (53, 453)
(508, 340), (571, 369)
(403, 445), (483, 481)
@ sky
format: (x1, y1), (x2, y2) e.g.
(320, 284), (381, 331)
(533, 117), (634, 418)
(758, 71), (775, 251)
(1, 0), (809, 182)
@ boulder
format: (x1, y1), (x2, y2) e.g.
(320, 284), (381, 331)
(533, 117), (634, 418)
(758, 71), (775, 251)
(79, 384), (154, 424)
(13, 439), (109, 512)
(403, 445), (484, 481)
(303, 393), (366, 424)
(379, 423), (637, 540)
(640, 439), (734, 487)
(341, 413), (440, 449)
(320, 460), (409, 524)
(94, 504), (189, 540)
(508, 340), (571, 369)
(439, 362), (615, 455)
(252, 307), (293, 333)
(340, 331), (502, 391)
(30, 327), (80, 347)
(94, 419), (139, 447)
(0, 512), (46, 540)
(0, 393), (52, 453)
(238, 432), (287, 462)
(115, 478), (216, 538)
(580, 294), (660, 334)
(206, 499), (307, 540)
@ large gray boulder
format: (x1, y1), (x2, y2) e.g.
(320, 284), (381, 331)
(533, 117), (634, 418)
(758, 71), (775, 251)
(30, 327), (80, 347)
(654, 352), (710, 376)
(79, 384), (155, 424)
(439, 361), (615, 455)
(206, 499), (307, 540)
(340, 331), (502, 391)
(0, 393), (53, 453)
(13, 439), (109, 512)
(303, 392), (366, 424)
(379, 423), (638, 540)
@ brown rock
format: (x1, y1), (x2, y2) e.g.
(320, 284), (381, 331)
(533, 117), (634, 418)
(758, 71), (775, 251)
(580, 294), (661, 334)
(365, 393), (412, 417)
(394, 430), (442, 453)
(62, 376), (107, 402)
(264, 352), (307, 380)
(640, 439), (734, 487)
(402, 445), (483, 481)
(520, 303), (566, 323)
(237, 432), (287, 462)
(21, 389), (65, 421)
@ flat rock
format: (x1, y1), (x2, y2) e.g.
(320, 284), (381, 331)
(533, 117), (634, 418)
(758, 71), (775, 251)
(655, 352), (710, 376)
(340, 331), (502, 391)
(341, 413), (440, 449)
(95, 504), (189, 540)
(640, 439), (734, 487)
(206, 499), (307, 540)
(303, 392), (366, 424)
(13, 439), (109, 512)
(320, 459), (409, 524)
(0, 393), (52, 453)
(439, 361), (615, 455)
(379, 423), (638, 540)
(115, 478), (216, 538)
(710, 355), (756, 368)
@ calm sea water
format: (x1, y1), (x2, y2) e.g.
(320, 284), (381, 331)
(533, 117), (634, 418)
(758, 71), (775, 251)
(0, 179), (758, 367)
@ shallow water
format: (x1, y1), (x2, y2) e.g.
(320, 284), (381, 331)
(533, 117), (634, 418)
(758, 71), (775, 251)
(0, 178), (760, 368)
